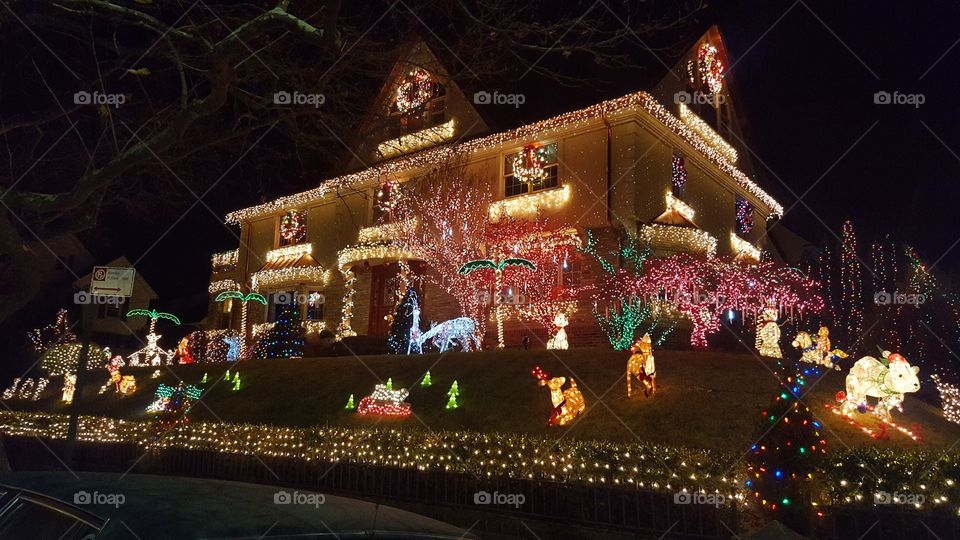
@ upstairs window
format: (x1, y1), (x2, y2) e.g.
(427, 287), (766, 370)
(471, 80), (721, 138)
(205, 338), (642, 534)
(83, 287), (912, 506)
(390, 68), (446, 137)
(504, 143), (559, 198)
(279, 210), (306, 246)
(735, 195), (754, 236)
(671, 154), (687, 198)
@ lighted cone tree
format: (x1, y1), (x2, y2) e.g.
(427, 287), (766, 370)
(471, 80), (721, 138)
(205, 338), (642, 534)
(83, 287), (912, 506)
(255, 304), (304, 359)
(745, 359), (827, 533)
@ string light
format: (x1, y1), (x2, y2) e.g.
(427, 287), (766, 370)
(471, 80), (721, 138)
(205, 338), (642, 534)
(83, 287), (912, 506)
(28, 309), (76, 354)
(512, 144), (549, 184)
(932, 374), (960, 425)
(336, 269), (357, 339)
(265, 243), (313, 262)
(225, 91), (782, 224)
(251, 266), (331, 291)
(337, 244), (415, 270)
(735, 196), (754, 235)
(378, 119), (456, 158)
(209, 279), (240, 294)
(61, 374), (76, 403)
(665, 191), (696, 223)
(730, 233), (761, 262)
(356, 383), (412, 417)
(639, 223), (717, 258)
(678, 103), (736, 165)
(839, 221), (864, 343)
(394, 68), (433, 113)
(211, 249), (238, 271)
(671, 155), (687, 196)
(489, 184), (571, 221)
(280, 210), (306, 243)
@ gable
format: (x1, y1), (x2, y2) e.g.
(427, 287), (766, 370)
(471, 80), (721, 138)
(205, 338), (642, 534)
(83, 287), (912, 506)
(348, 40), (489, 169)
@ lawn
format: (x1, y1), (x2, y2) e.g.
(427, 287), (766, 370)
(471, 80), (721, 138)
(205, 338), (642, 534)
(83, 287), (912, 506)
(10, 348), (960, 451)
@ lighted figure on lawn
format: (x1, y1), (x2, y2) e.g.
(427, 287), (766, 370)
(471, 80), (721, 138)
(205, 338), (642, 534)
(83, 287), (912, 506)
(107, 354), (125, 392)
(838, 350), (920, 422)
(418, 317), (481, 353)
(626, 334), (656, 397)
(223, 335), (242, 362)
(532, 366), (585, 426)
(356, 383), (412, 417)
(791, 327), (846, 370)
(176, 337), (195, 364)
(61, 374), (76, 403)
(118, 375), (137, 396)
(754, 302), (782, 358)
(546, 313), (569, 350)
(126, 309), (180, 366)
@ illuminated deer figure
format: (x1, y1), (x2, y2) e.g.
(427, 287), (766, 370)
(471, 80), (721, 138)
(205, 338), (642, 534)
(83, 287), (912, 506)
(531, 366), (585, 426)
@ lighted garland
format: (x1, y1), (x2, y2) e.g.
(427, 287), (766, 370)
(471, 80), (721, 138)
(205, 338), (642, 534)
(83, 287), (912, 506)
(280, 210), (306, 243)
(395, 68), (432, 113)
(225, 91), (783, 224)
(512, 144), (549, 184)
(697, 43), (724, 94)
(336, 268), (358, 339)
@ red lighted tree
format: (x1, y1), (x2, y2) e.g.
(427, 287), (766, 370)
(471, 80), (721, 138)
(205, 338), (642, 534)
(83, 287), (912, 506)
(632, 254), (822, 348)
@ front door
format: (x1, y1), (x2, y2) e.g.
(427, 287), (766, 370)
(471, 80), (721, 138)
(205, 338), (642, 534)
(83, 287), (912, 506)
(368, 264), (397, 337)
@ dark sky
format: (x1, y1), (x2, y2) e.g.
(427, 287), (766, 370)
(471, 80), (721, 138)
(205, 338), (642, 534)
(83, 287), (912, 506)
(103, 1), (960, 320)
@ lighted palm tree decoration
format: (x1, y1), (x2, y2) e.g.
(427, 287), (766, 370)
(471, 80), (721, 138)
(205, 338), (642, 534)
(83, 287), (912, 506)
(215, 290), (268, 357)
(126, 308), (181, 334)
(458, 257), (536, 348)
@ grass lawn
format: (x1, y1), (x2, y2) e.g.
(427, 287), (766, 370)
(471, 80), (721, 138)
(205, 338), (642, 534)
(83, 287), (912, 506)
(11, 348), (960, 451)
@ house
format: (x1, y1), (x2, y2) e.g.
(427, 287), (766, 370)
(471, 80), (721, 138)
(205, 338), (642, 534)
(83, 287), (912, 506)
(75, 256), (159, 340)
(210, 28), (786, 347)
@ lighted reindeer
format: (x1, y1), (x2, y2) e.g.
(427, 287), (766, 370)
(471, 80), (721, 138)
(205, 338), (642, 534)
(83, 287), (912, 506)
(627, 334), (656, 397)
(531, 366), (585, 426)
(839, 350), (920, 422)
(419, 317), (481, 352)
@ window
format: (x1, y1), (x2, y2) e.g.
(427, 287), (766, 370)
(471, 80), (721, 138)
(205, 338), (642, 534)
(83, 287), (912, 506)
(268, 291), (297, 323)
(98, 298), (127, 319)
(390, 81), (447, 137)
(561, 258), (584, 288)
(503, 143), (559, 198)
(218, 298), (233, 328)
(735, 195), (754, 236)
(671, 154), (687, 198)
(307, 292), (325, 320)
(279, 210), (306, 247)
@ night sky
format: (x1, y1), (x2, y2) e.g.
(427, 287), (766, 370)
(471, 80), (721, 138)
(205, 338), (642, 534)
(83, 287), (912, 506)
(97, 1), (960, 322)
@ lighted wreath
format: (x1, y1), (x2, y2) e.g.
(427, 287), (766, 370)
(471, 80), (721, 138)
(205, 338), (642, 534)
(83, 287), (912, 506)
(697, 43), (724, 94)
(512, 144), (549, 184)
(395, 68), (433, 113)
(376, 180), (401, 214)
(280, 210), (306, 243)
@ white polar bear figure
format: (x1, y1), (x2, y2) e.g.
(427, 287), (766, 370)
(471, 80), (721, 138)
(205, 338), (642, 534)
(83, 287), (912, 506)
(840, 351), (920, 422)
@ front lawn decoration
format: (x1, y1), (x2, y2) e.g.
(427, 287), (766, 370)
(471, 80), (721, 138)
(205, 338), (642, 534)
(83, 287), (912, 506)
(27, 309), (76, 355)
(1, 379), (19, 400)
(546, 313), (569, 350)
(746, 359), (827, 533)
(932, 374), (960, 424)
(256, 303), (304, 359)
(420, 371), (432, 387)
(418, 317), (480, 352)
(458, 257), (536, 348)
(126, 309), (180, 366)
(755, 302), (782, 358)
(388, 288), (422, 354)
(61, 374), (76, 403)
(626, 334), (656, 398)
(838, 350), (920, 422)
(176, 337), (195, 364)
(150, 382), (202, 437)
(445, 381), (460, 410)
(356, 383), (411, 417)
(791, 327), (846, 370)
(531, 366), (585, 426)
(344, 394), (355, 410)
(4, 378), (49, 401)
(214, 290), (268, 357)
(118, 375), (136, 395)
(223, 335), (241, 362)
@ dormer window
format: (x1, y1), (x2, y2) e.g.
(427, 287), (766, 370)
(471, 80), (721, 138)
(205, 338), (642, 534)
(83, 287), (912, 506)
(389, 68), (446, 137)
(504, 143), (558, 198)
(279, 209), (306, 246)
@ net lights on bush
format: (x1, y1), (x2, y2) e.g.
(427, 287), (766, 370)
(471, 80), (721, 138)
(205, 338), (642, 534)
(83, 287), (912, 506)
(225, 91), (782, 224)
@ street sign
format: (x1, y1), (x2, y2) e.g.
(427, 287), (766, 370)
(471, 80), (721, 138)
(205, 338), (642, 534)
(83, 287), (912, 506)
(89, 266), (135, 297)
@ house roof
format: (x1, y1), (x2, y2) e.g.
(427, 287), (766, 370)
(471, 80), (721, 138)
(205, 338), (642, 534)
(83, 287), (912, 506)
(226, 90), (783, 224)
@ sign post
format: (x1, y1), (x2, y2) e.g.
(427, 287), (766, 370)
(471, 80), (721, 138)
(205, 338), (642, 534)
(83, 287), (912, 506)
(64, 267), (135, 467)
